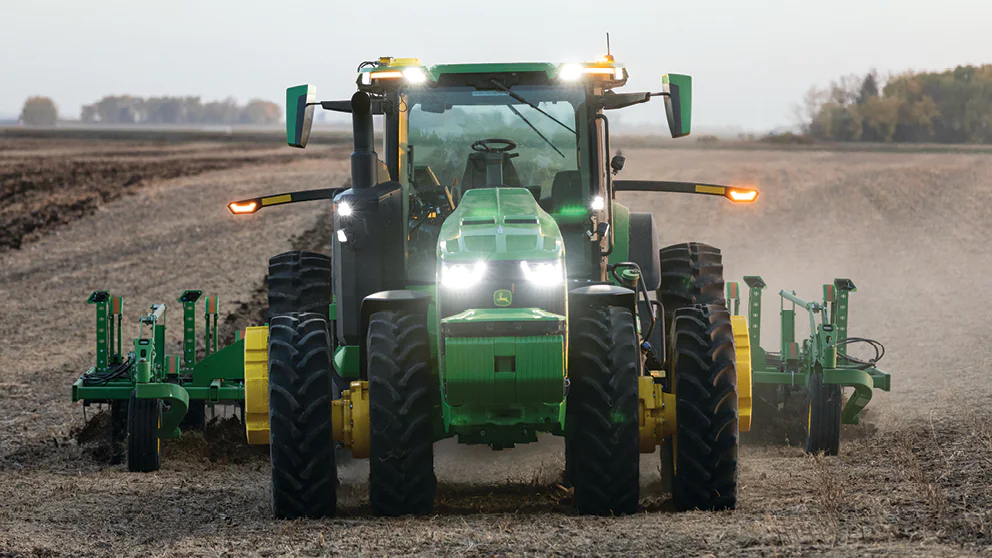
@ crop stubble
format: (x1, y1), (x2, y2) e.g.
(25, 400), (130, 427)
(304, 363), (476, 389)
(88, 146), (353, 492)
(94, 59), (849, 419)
(0, 140), (990, 556)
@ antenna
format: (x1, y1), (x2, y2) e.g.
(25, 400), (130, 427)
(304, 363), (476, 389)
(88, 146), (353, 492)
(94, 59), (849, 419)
(605, 32), (614, 62)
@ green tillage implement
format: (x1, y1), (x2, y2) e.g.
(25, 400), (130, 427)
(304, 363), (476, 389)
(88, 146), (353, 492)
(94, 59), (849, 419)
(71, 289), (245, 471)
(727, 276), (891, 455)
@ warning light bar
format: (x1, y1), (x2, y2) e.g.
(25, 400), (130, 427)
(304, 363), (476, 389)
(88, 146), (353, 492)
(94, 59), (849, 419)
(358, 58), (430, 86)
(726, 188), (759, 203)
(228, 200), (259, 214)
(558, 63), (626, 82)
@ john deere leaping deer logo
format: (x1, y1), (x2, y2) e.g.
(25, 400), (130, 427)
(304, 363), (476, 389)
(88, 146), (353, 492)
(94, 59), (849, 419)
(494, 289), (512, 307)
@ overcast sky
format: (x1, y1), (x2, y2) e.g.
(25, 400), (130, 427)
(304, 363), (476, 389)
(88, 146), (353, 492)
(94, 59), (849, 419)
(3, 0), (990, 130)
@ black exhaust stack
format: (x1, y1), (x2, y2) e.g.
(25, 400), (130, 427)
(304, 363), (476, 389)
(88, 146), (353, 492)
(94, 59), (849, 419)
(350, 91), (377, 190)
(333, 92), (405, 350)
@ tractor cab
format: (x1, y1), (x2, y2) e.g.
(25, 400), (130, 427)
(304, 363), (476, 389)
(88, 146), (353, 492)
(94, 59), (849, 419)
(231, 57), (723, 288)
(346, 59), (653, 285)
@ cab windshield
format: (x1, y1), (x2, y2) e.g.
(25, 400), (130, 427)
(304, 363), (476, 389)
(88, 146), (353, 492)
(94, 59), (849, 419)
(400, 85), (583, 200)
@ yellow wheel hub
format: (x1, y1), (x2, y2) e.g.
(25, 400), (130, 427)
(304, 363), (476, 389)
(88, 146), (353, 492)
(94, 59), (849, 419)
(730, 315), (753, 432)
(243, 323), (370, 456)
(332, 381), (370, 458)
(244, 326), (270, 444)
(637, 376), (677, 453)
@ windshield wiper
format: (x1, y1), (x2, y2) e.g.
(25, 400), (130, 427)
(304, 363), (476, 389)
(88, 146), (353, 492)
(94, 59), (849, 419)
(507, 105), (565, 158)
(489, 79), (576, 135)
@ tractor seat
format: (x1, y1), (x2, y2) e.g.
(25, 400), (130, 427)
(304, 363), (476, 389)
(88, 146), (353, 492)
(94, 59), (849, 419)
(550, 170), (583, 213)
(458, 152), (521, 198)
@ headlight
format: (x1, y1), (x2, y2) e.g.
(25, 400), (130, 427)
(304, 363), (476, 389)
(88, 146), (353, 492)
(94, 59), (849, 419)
(520, 260), (564, 287)
(402, 67), (427, 84)
(441, 261), (488, 289)
(337, 201), (353, 217)
(559, 64), (583, 81)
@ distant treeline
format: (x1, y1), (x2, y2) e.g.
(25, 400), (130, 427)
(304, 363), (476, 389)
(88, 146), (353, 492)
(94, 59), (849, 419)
(802, 65), (992, 143)
(80, 96), (282, 125)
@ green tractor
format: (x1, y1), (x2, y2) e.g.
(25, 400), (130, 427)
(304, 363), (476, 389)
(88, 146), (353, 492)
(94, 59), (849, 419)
(229, 55), (759, 517)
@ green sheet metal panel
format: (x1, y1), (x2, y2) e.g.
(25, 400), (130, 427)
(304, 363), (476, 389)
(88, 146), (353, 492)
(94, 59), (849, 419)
(443, 335), (564, 407)
(515, 335), (565, 403)
(445, 337), (495, 405)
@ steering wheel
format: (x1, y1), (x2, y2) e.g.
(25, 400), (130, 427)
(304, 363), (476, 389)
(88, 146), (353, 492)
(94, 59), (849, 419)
(471, 138), (517, 153)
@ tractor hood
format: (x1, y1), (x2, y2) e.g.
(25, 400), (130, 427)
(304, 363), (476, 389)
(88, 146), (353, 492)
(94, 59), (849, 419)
(437, 188), (563, 262)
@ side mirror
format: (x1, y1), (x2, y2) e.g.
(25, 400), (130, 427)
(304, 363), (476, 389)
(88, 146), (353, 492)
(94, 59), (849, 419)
(662, 74), (692, 138)
(610, 153), (625, 176)
(286, 84), (316, 148)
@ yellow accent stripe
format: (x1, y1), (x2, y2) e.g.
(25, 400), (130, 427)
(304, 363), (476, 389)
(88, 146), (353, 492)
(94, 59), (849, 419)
(695, 185), (726, 195)
(261, 194), (292, 206)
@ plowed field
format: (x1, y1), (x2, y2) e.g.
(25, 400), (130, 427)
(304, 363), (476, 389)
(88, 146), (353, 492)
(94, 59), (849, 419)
(1, 138), (990, 557)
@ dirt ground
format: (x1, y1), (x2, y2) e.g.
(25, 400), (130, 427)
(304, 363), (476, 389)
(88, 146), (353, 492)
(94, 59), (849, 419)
(1, 139), (991, 557)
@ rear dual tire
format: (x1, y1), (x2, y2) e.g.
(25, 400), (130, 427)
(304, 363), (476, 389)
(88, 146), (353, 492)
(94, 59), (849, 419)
(268, 313), (337, 519)
(268, 250), (342, 394)
(658, 243), (739, 510)
(267, 251), (332, 322)
(658, 242), (725, 352)
(670, 304), (739, 512)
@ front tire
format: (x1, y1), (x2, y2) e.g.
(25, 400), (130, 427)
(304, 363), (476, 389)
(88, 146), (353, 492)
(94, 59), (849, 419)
(671, 304), (739, 512)
(268, 313), (337, 519)
(126, 392), (161, 473)
(566, 306), (640, 516)
(368, 309), (436, 516)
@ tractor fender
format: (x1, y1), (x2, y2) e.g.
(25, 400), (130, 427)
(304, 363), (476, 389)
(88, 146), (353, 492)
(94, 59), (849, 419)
(360, 290), (433, 374)
(568, 285), (638, 317)
(627, 212), (661, 291)
(607, 205), (661, 292)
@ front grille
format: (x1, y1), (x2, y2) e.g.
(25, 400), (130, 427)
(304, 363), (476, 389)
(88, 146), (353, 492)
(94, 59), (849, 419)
(438, 260), (566, 319)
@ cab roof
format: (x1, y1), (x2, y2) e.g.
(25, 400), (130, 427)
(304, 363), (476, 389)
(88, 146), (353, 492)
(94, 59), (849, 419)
(357, 57), (628, 89)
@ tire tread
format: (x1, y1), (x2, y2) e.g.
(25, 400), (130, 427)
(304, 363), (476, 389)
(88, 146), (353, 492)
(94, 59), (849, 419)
(269, 312), (337, 519)
(566, 306), (640, 516)
(671, 304), (739, 512)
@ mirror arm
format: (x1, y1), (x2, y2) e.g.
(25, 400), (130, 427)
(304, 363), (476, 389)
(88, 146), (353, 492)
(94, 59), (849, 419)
(599, 92), (652, 110)
(317, 99), (386, 115)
